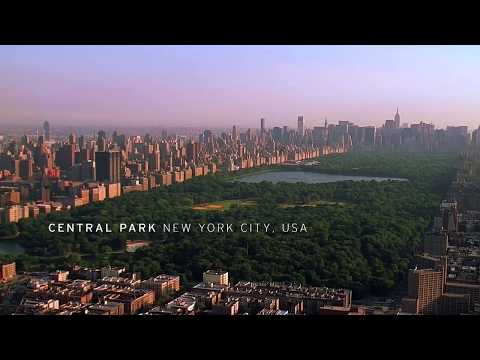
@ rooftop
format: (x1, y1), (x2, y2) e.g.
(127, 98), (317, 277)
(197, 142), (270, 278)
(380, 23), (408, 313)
(147, 274), (180, 282)
(204, 270), (228, 276)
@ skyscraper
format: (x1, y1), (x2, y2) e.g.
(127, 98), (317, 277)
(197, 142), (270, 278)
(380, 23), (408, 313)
(55, 144), (76, 170)
(272, 127), (282, 143)
(401, 267), (444, 315)
(440, 200), (458, 233)
(40, 181), (51, 202)
(43, 121), (50, 142)
(186, 141), (196, 162)
(68, 132), (77, 145)
(260, 118), (266, 135)
(297, 116), (304, 136)
(95, 151), (121, 184)
(394, 107), (400, 129)
(78, 135), (85, 149)
(97, 130), (107, 152)
(149, 150), (161, 172)
(19, 158), (33, 179)
(283, 126), (289, 143)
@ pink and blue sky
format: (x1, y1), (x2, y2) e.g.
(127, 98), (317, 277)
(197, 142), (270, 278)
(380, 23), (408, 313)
(1, 45), (480, 129)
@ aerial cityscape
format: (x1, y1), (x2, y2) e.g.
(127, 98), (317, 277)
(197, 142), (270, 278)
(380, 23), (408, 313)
(1, 45), (480, 316)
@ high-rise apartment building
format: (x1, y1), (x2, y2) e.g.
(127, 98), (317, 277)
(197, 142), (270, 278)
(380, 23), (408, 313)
(43, 121), (50, 142)
(0, 262), (16, 282)
(95, 151), (121, 184)
(97, 130), (107, 152)
(149, 150), (161, 172)
(203, 270), (229, 286)
(186, 141), (196, 162)
(40, 182), (51, 202)
(141, 275), (180, 299)
(56, 144), (76, 170)
(272, 127), (282, 143)
(0, 188), (20, 207)
(19, 158), (33, 179)
(401, 267), (444, 314)
(440, 200), (458, 232)
(297, 116), (304, 136)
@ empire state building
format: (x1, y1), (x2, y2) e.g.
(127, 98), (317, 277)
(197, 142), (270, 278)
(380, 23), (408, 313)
(394, 107), (400, 128)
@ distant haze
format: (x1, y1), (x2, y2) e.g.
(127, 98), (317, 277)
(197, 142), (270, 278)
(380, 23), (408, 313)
(1, 45), (480, 130)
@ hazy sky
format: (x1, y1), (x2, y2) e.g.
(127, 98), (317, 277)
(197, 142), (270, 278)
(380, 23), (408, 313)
(1, 45), (480, 129)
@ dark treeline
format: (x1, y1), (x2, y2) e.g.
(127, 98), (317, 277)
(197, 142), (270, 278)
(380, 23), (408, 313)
(1, 151), (459, 298)
(295, 150), (459, 194)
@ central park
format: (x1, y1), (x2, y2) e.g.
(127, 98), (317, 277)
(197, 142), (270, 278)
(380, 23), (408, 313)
(0, 151), (459, 299)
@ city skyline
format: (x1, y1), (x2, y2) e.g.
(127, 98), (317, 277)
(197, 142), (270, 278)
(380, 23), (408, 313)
(2, 45), (480, 129)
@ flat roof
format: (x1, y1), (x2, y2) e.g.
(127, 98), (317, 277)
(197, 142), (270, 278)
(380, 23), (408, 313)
(204, 270), (227, 275)
(446, 282), (480, 289)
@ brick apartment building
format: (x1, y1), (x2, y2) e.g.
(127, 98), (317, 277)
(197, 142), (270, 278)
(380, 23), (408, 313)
(0, 262), (16, 282)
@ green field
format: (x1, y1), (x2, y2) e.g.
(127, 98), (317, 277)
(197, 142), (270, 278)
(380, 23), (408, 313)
(191, 198), (346, 211)
(191, 199), (257, 211)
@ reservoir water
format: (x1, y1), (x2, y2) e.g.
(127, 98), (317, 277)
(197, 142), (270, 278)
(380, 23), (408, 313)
(235, 170), (407, 184)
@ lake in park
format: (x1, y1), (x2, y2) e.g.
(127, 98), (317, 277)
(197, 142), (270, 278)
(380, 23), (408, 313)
(235, 170), (407, 184)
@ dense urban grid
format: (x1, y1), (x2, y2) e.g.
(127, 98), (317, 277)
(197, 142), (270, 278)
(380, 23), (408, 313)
(0, 116), (349, 222)
(0, 267), (357, 315)
(399, 147), (480, 314)
(1, 110), (479, 315)
(0, 110), (472, 224)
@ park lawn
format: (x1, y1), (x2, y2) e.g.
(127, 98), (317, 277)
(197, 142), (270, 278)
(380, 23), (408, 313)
(191, 198), (344, 211)
(191, 199), (257, 211)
